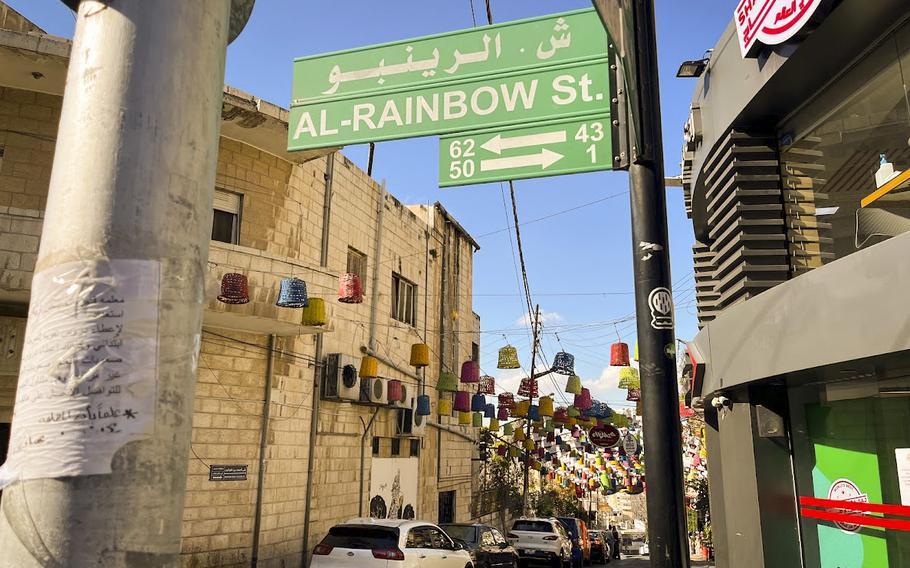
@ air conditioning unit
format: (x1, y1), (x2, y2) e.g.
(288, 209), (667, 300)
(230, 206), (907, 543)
(321, 353), (361, 401)
(397, 399), (427, 436)
(366, 377), (388, 405)
(391, 381), (413, 409)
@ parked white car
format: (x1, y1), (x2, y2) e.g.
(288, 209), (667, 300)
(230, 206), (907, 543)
(312, 518), (474, 568)
(506, 518), (572, 567)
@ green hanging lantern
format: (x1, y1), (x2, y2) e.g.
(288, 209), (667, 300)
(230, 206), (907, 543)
(565, 374), (583, 395)
(437, 371), (459, 392)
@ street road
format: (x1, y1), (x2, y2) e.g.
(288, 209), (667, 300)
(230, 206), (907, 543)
(591, 557), (715, 568)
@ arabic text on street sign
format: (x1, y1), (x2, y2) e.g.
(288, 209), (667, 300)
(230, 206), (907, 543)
(290, 61), (611, 151)
(288, 8), (610, 152)
(292, 8), (607, 105)
(438, 114), (612, 187)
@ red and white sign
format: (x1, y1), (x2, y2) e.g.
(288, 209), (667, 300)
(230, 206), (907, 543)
(589, 424), (621, 448)
(735, 0), (825, 58)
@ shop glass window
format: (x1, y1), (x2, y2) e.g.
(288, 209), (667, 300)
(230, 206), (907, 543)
(778, 20), (910, 267)
(392, 273), (417, 326)
(211, 189), (241, 244)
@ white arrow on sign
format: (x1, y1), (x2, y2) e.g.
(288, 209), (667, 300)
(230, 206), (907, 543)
(480, 149), (564, 172)
(481, 129), (568, 155)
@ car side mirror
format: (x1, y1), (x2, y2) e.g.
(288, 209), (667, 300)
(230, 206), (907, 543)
(451, 539), (465, 550)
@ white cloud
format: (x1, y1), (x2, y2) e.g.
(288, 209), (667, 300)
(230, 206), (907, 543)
(514, 310), (562, 327)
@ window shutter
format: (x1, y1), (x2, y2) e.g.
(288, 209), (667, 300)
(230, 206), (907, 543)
(213, 189), (241, 214)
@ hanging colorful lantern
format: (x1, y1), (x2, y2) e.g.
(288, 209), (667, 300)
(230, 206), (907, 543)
(488, 417), (500, 431)
(634, 341), (639, 362)
(218, 273), (250, 304)
(551, 351), (575, 375)
(478, 375), (496, 395)
(484, 403), (496, 419)
(611, 342), (630, 366)
(415, 395), (431, 416)
(568, 406), (580, 418)
(410, 343), (430, 367)
(276, 277), (309, 308)
(538, 396), (555, 417)
(627, 388), (641, 402)
(359, 355), (379, 378)
(338, 272), (364, 303)
(460, 360), (480, 383)
(497, 345), (521, 369)
(472, 412), (483, 428)
(454, 391), (471, 412)
(527, 404), (540, 422)
(565, 375), (582, 395)
(513, 399), (530, 418)
(458, 411), (472, 425)
(503, 422), (514, 436)
(517, 378), (538, 398)
(498, 392), (515, 410)
(514, 428), (526, 442)
(437, 371), (459, 392)
(497, 406), (509, 421)
(471, 393), (486, 412)
(618, 367), (640, 388)
(387, 379), (404, 403)
(300, 297), (327, 326)
(553, 407), (569, 424)
(438, 398), (453, 416)
(497, 445), (508, 457)
(574, 388), (593, 411)
(524, 439), (536, 451)
(679, 402), (695, 418)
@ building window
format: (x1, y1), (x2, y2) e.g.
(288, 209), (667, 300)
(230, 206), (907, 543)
(212, 189), (242, 244)
(347, 247), (367, 289)
(372, 436), (380, 456)
(392, 273), (417, 326)
(438, 490), (456, 524)
(391, 438), (401, 456)
(472, 342), (479, 363)
(410, 438), (420, 457)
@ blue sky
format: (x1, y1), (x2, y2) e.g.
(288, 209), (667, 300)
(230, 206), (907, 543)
(12, 0), (735, 409)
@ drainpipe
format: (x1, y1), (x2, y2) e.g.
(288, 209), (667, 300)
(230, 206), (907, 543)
(359, 408), (381, 516)
(437, 223), (449, 482)
(252, 334), (276, 568)
(301, 153), (334, 567)
(367, 181), (387, 352)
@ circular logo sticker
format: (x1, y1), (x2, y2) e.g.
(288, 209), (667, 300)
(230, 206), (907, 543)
(589, 424), (621, 448)
(827, 478), (868, 532)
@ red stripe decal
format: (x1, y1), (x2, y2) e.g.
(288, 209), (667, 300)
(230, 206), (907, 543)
(799, 496), (910, 518)
(800, 507), (910, 532)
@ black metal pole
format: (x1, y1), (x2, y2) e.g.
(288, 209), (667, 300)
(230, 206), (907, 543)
(626, 1), (689, 566)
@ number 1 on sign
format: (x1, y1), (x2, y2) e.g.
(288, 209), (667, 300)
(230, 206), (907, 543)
(586, 144), (596, 163)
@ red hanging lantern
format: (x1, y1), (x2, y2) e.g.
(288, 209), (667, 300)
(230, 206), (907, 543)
(338, 272), (364, 303)
(387, 379), (404, 403)
(218, 273), (250, 304)
(460, 360), (480, 383)
(610, 342), (630, 366)
(517, 377), (538, 398)
(553, 407), (569, 424)
(478, 375), (496, 395)
(454, 391), (471, 412)
(626, 388), (641, 402)
(498, 392), (516, 410)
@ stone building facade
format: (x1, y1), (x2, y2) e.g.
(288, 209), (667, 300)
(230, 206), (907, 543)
(0, 7), (482, 567)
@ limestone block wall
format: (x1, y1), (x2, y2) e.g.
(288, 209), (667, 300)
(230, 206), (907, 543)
(0, 87), (59, 212)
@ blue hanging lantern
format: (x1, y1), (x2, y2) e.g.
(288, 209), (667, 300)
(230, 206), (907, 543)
(471, 393), (486, 412)
(276, 277), (309, 308)
(484, 403), (495, 419)
(551, 351), (575, 375)
(415, 395), (431, 417)
(528, 404), (540, 422)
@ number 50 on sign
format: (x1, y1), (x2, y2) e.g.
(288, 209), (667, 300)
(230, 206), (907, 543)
(438, 114), (614, 187)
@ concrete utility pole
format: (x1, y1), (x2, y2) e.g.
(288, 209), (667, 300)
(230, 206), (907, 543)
(0, 1), (252, 566)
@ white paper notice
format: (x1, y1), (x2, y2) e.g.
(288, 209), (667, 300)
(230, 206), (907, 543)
(896, 448), (910, 506)
(0, 259), (159, 486)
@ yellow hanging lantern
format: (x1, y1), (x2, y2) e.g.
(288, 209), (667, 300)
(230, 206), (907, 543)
(300, 297), (327, 326)
(539, 396), (555, 417)
(410, 343), (430, 367)
(359, 355), (379, 378)
(618, 367), (640, 389)
(634, 341), (639, 362)
(514, 399), (530, 418)
(438, 398), (453, 416)
(565, 375), (582, 395)
(509, 447), (520, 458)
(566, 417), (577, 427)
(488, 417), (500, 431)
(524, 439), (536, 451)
(459, 411), (472, 425)
(497, 345), (521, 369)
(514, 428), (527, 442)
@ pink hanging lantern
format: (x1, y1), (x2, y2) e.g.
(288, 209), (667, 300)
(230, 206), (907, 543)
(218, 273), (250, 304)
(497, 407), (510, 421)
(338, 273), (364, 303)
(574, 388), (593, 411)
(460, 360), (480, 383)
(387, 379), (404, 403)
(454, 390), (471, 412)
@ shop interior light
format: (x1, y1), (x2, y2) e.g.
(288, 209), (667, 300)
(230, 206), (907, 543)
(676, 59), (709, 78)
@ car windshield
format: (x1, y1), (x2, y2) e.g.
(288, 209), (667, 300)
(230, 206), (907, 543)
(441, 525), (476, 544)
(512, 520), (554, 532)
(321, 526), (399, 550)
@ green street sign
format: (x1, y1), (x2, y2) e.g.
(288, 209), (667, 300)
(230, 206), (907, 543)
(291, 8), (607, 105)
(289, 60), (611, 151)
(288, 8), (611, 152)
(438, 114), (613, 187)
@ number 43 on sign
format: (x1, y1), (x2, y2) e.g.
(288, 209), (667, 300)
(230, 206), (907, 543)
(438, 114), (614, 187)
